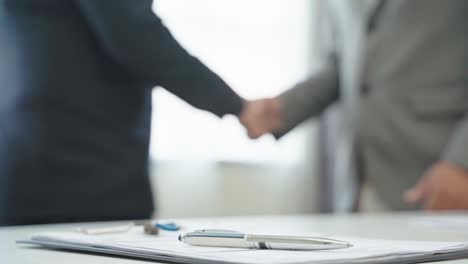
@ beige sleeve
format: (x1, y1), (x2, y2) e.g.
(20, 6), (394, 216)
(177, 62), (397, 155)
(274, 0), (340, 138)
(274, 61), (339, 138)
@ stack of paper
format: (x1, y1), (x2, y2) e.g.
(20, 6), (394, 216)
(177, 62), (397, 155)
(411, 215), (468, 234)
(17, 226), (468, 264)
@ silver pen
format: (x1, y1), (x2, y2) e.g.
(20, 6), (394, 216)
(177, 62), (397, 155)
(179, 229), (352, 250)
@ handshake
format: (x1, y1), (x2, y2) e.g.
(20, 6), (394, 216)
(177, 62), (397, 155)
(238, 98), (284, 139)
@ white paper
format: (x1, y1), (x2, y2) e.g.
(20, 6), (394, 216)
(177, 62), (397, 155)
(24, 225), (468, 264)
(411, 215), (468, 234)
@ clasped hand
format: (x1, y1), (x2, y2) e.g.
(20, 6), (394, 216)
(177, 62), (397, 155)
(239, 98), (284, 139)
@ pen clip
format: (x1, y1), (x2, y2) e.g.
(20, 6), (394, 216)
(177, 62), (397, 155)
(187, 229), (245, 239)
(195, 229), (242, 234)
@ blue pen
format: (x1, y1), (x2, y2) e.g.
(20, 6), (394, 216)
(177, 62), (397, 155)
(155, 221), (181, 231)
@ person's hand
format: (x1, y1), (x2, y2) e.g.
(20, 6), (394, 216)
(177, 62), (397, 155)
(404, 161), (468, 211)
(239, 98), (283, 139)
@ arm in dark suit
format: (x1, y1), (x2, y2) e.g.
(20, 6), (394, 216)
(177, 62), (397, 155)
(76, 0), (243, 117)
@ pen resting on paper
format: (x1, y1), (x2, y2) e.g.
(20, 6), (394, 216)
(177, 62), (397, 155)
(179, 229), (352, 250)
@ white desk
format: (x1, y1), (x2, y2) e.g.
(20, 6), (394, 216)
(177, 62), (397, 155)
(2, 212), (468, 264)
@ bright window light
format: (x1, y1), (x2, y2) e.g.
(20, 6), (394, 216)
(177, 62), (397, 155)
(151, 0), (317, 164)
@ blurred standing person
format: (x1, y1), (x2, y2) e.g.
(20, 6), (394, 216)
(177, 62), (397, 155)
(241, 0), (468, 211)
(0, 0), (245, 225)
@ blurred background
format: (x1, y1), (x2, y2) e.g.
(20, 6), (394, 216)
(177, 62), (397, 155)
(3, 0), (468, 229)
(150, 0), (320, 218)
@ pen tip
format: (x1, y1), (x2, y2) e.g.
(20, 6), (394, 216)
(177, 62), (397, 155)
(178, 234), (182, 241)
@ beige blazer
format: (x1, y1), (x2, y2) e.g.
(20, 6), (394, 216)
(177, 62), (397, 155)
(277, 0), (468, 210)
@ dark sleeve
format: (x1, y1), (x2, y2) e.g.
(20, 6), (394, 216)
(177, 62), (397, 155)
(76, 0), (243, 117)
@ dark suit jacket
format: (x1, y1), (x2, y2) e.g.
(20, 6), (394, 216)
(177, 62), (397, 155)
(0, 0), (243, 225)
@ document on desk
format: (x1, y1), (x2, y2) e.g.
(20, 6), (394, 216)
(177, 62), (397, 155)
(411, 215), (468, 234)
(18, 227), (468, 264)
